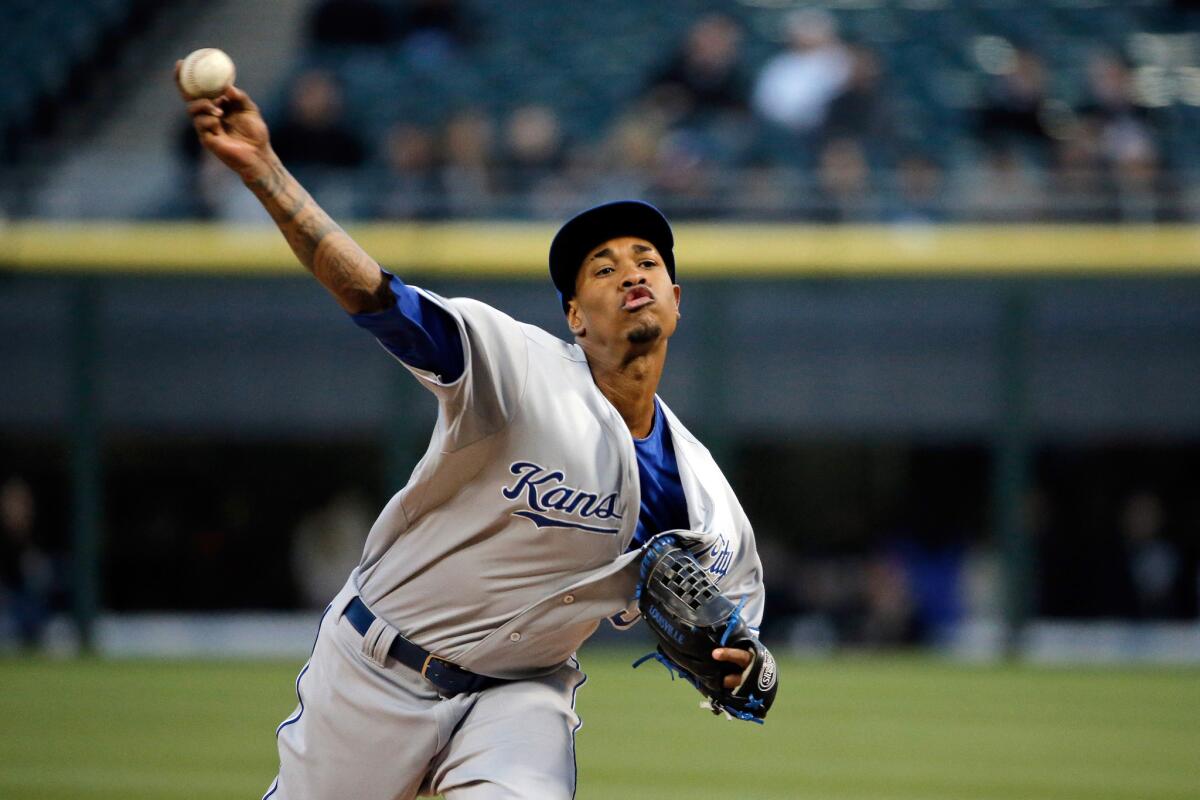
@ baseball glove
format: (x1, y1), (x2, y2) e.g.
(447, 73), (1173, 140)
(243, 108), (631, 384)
(633, 534), (778, 723)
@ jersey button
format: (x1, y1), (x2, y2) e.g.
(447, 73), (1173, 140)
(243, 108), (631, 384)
(563, 594), (575, 604)
(508, 632), (521, 642)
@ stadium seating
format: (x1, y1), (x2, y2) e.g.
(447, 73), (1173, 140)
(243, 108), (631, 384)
(8, 0), (1199, 219)
(274, 0), (1200, 219)
(0, 0), (136, 161)
(292, 2), (1191, 135)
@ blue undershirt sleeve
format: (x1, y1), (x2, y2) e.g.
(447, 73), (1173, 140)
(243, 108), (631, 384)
(349, 270), (465, 382)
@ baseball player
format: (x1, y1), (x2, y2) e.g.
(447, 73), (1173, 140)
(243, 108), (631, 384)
(178, 67), (770, 800)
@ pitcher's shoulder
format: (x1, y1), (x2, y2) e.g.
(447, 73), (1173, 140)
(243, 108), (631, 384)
(521, 321), (587, 365)
(441, 296), (520, 329)
(443, 297), (578, 358)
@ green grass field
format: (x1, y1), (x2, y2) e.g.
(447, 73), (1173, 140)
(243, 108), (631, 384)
(1, 649), (1196, 800)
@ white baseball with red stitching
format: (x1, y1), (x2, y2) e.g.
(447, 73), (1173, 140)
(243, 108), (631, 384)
(178, 48), (235, 99)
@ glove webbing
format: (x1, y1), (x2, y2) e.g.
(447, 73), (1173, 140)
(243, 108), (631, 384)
(663, 556), (719, 611)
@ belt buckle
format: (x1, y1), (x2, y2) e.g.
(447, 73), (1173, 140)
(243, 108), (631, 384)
(420, 653), (457, 687)
(421, 653), (493, 697)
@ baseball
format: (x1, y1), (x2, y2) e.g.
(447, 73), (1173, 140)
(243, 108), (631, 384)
(178, 48), (236, 99)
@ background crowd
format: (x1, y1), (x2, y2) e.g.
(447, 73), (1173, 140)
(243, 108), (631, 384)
(172, 0), (1200, 222)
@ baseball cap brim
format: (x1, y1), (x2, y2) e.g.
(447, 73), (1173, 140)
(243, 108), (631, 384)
(549, 200), (675, 312)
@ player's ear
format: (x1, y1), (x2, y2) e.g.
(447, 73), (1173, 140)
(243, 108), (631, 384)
(672, 284), (681, 319)
(566, 298), (586, 337)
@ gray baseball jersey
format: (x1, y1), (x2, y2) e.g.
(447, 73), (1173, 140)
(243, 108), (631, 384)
(264, 290), (765, 800)
(356, 290), (764, 671)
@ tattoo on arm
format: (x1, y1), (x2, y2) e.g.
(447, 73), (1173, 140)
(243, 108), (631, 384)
(246, 157), (390, 313)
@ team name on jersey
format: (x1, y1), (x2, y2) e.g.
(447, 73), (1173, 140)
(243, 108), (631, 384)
(705, 534), (735, 580)
(502, 461), (623, 535)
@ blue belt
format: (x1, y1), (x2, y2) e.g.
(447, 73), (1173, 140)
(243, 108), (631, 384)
(342, 596), (505, 696)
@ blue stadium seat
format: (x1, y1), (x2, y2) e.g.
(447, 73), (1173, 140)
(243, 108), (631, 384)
(0, 0), (135, 161)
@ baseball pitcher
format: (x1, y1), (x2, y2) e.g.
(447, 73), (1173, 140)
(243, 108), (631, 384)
(177, 65), (778, 800)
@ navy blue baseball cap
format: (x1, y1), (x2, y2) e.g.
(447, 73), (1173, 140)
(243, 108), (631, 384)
(549, 200), (675, 312)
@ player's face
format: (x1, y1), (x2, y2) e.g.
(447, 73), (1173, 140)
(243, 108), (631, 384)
(567, 236), (681, 351)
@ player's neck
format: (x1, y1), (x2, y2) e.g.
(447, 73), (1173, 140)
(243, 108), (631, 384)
(585, 345), (665, 438)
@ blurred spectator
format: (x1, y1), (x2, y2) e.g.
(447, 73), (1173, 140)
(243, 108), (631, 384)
(823, 45), (892, 147)
(166, 2), (1196, 221)
(643, 14), (748, 126)
(752, 8), (852, 134)
(861, 554), (918, 646)
(291, 490), (373, 610)
(797, 557), (875, 645)
(1037, 473), (1144, 619)
(308, 0), (397, 47)
(376, 122), (442, 219)
(1049, 127), (1115, 221)
(1120, 492), (1186, 619)
(888, 537), (966, 646)
(441, 108), (496, 217)
(956, 147), (1046, 221)
(499, 104), (566, 202)
(976, 47), (1054, 161)
(814, 138), (879, 222)
(727, 165), (790, 218)
(0, 477), (52, 649)
(889, 152), (946, 223)
(881, 461), (975, 645)
(649, 130), (722, 218)
(398, 0), (476, 67)
(1112, 133), (1169, 222)
(1079, 52), (1150, 139)
(271, 71), (367, 171)
(962, 544), (1003, 625)
(526, 144), (593, 220)
(1075, 51), (1174, 221)
(592, 113), (665, 199)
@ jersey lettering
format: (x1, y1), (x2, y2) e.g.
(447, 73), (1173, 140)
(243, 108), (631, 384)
(502, 461), (623, 534)
(706, 534), (734, 580)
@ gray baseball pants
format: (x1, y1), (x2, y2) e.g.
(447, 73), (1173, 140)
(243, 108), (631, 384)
(262, 580), (587, 800)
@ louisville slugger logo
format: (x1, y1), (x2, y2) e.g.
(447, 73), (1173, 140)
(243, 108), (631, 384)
(646, 604), (687, 646)
(757, 650), (777, 691)
(502, 461), (623, 535)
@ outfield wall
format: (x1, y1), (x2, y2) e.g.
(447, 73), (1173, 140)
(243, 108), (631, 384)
(5, 222), (1200, 276)
(3, 223), (1200, 436)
